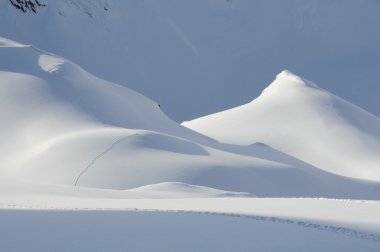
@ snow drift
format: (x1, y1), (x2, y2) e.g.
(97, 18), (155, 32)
(1, 0), (379, 121)
(2, 2), (380, 250)
(2, 37), (380, 199)
(184, 70), (380, 182)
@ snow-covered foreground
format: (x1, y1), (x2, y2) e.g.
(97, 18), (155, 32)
(1, 182), (380, 238)
(1, 184), (380, 236)
(1, 192), (380, 252)
(1, 209), (379, 252)
(1, 34), (380, 251)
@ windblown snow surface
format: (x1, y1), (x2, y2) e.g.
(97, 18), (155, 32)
(4, 37), (380, 198)
(183, 70), (380, 182)
(1, 33), (380, 252)
(1, 0), (380, 121)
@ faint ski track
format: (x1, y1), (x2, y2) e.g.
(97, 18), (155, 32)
(74, 134), (137, 186)
(1, 203), (379, 243)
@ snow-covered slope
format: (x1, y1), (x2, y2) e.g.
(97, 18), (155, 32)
(2, 38), (380, 199)
(184, 70), (380, 182)
(1, 0), (379, 121)
(2, 199), (380, 252)
(1, 189), (380, 252)
(2, 2), (380, 250)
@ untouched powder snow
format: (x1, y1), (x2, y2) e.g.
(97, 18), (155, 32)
(1, 180), (380, 251)
(183, 70), (380, 182)
(1, 187), (380, 251)
(1, 36), (380, 251)
(127, 182), (252, 198)
(1, 209), (379, 252)
(0, 181), (252, 199)
(1, 38), (380, 200)
(1, 0), (380, 121)
(1, 1), (380, 250)
(2, 182), (380, 237)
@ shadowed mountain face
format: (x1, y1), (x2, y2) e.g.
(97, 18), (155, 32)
(1, 0), (379, 121)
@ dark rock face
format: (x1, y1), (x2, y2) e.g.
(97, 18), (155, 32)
(9, 0), (46, 13)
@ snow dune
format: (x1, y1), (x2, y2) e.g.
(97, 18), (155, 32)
(1, 38), (380, 200)
(1, 0), (379, 121)
(0, 181), (251, 200)
(184, 70), (380, 182)
(1, 1), (380, 250)
(127, 182), (252, 198)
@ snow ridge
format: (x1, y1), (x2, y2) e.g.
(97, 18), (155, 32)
(2, 38), (380, 199)
(184, 70), (380, 182)
(1, 1), (380, 249)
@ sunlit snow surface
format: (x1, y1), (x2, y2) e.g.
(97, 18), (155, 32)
(1, 0), (380, 121)
(1, 38), (380, 198)
(184, 71), (380, 182)
(1, 37), (380, 251)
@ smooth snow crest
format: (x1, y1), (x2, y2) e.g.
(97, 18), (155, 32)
(184, 70), (380, 181)
(2, 38), (380, 199)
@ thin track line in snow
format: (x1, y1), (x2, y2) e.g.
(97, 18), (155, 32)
(74, 134), (136, 186)
(1, 204), (379, 242)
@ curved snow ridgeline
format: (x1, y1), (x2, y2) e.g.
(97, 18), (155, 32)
(1, 2), (380, 250)
(184, 70), (380, 182)
(1, 0), (380, 122)
(1, 37), (380, 201)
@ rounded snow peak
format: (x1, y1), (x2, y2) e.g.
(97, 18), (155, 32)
(276, 70), (302, 81)
(275, 70), (318, 88)
(261, 70), (319, 96)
